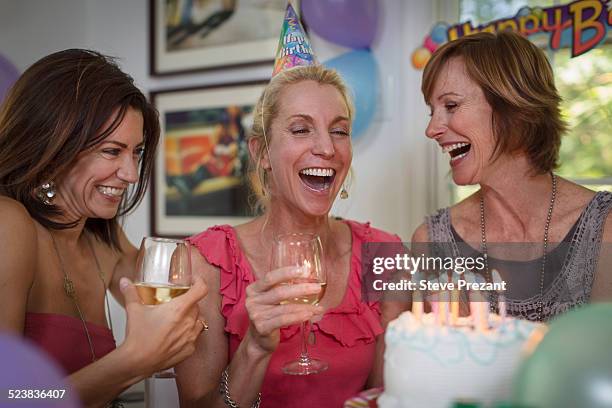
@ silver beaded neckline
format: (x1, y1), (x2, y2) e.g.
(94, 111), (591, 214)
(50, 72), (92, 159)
(479, 173), (557, 322)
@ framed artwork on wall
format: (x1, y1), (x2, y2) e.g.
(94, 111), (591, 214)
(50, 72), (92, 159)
(149, 0), (291, 75)
(150, 80), (266, 236)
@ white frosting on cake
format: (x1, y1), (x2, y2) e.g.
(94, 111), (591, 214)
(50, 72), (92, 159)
(379, 311), (543, 408)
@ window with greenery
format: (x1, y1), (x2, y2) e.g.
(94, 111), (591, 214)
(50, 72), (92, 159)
(454, 0), (611, 202)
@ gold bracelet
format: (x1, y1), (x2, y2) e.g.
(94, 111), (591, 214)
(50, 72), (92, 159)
(220, 367), (261, 408)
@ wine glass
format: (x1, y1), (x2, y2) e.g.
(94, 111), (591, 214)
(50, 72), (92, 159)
(135, 237), (192, 378)
(272, 233), (327, 375)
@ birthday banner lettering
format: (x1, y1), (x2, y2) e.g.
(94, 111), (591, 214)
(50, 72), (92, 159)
(412, 0), (612, 69)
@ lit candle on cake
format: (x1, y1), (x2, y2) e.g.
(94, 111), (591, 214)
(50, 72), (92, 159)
(491, 269), (506, 325)
(450, 271), (460, 325)
(431, 299), (439, 319)
(450, 290), (459, 326)
(450, 297), (459, 325)
(429, 273), (443, 325)
(473, 273), (490, 331)
(438, 273), (450, 326)
(464, 271), (487, 332)
(412, 290), (424, 320)
(411, 270), (424, 320)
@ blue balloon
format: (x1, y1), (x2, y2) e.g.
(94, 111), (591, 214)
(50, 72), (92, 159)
(324, 50), (378, 139)
(430, 23), (449, 44)
(517, 6), (531, 17)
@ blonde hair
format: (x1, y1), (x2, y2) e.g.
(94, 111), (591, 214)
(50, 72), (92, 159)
(422, 31), (567, 174)
(248, 65), (354, 211)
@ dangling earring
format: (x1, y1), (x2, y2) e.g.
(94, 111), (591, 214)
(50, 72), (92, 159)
(340, 168), (352, 200)
(340, 185), (349, 199)
(36, 181), (56, 205)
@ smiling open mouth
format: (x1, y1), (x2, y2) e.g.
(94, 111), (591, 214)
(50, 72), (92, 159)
(298, 168), (336, 192)
(97, 185), (125, 198)
(443, 142), (471, 162)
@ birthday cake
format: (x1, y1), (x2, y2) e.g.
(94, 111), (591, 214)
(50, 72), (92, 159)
(378, 311), (544, 408)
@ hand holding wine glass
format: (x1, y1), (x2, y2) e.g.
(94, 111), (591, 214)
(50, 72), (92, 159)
(134, 237), (202, 378)
(244, 265), (324, 357)
(272, 233), (327, 375)
(119, 274), (207, 377)
(135, 237), (192, 305)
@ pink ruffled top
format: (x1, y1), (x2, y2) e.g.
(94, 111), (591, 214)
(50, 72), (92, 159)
(189, 220), (401, 408)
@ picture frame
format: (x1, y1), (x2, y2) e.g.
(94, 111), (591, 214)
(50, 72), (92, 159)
(149, 0), (292, 75)
(150, 80), (267, 237)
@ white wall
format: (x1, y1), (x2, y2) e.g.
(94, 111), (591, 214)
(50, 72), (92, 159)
(0, 0), (447, 397)
(0, 0), (447, 328)
(0, 0), (445, 243)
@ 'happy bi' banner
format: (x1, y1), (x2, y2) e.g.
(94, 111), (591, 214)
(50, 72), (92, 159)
(412, 0), (612, 69)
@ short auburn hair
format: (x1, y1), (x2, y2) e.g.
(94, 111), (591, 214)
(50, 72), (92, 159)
(422, 30), (567, 174)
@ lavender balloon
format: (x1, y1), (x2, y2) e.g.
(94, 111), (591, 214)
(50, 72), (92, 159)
(0, 333), (81, 407)
(301, 0), (379, 48)
(0, 54), (19, 104)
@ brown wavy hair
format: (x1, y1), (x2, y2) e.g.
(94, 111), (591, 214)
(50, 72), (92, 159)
(0, 49), (159, 249)
(422, 30), (567, 174)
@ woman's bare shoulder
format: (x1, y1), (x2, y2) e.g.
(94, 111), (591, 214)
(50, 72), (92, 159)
(330, 217), (352, 248)
(233, 218), (263, 239)
(603, 209), (612, 244)
(447, 191), (481, 238)
(0, 197), (37, 238)
(0, 197), (38, 305)
(411, 222), (429, 244)
(556, 178), (597, 215)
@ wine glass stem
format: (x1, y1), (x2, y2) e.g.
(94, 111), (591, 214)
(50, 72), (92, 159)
(299, 320), (311, 365)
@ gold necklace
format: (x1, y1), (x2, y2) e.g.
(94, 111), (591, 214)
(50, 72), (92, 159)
(50, 232), (113, 362)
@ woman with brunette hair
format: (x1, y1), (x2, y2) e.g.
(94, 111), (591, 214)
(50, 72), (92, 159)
(413, 31), (612, 321)
(0, 49), (207, 407)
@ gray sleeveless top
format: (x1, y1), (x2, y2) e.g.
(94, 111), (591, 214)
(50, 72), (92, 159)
(426, 191), (612, 321)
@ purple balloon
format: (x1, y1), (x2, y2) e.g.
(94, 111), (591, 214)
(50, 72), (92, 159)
(302, 0), (379, 48)
(0, 333), (81, 407)
(0, 54), (19, 104)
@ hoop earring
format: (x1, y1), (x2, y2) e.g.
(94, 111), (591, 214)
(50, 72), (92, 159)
(36, 181), (56, 205)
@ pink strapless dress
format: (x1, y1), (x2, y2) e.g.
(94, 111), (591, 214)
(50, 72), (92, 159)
(24, 312), (116, 374)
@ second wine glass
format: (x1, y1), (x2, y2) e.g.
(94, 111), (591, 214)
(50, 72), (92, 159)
(272, 233), (327, 375)
(135, 237), (192, 378)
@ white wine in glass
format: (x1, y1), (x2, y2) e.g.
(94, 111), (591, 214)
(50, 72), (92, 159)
(135, 237), (192, 378)
(135, 283), (190, 305)
(279, 280), (327, 305)
(272, 233), (327, 375)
